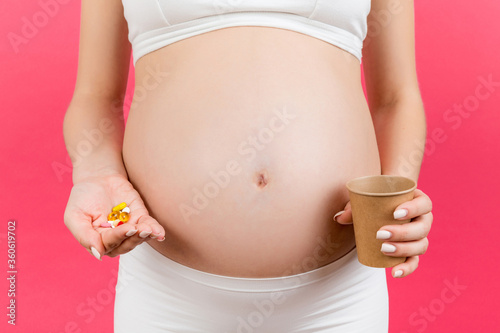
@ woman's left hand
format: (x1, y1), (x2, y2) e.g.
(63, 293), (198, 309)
(334, 188), (433, 278)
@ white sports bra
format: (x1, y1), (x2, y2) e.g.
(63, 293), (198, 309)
(121, 0), (371, 65)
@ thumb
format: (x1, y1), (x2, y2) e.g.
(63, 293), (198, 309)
(64, 211), (105, 261)
(333, 201), (353, 225)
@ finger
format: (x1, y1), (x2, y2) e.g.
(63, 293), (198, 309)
(136, 215), (166, 241)
(64, 209), (105, 261)
(105, 234), (151, 257)
(117, 201), (165, 241)
(391, 256), (419, 278)
(377, 212), (433, 242)
(105, 236), (143, 258)
(380, 237), (429, 257)
(333, 201), (353, 225)
(101, 224), (139, 254)
(394, 189), (432, 220)
(106, 216), (168, 257)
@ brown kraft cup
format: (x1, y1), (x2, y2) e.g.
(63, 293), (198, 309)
(346, 175), (417, 268)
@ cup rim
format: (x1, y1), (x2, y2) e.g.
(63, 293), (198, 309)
(346, 175), (417, 197)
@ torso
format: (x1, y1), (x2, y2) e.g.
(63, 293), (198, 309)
(122, 26), (381, 278)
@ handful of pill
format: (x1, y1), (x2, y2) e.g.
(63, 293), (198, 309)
(107, 202), (131, 228)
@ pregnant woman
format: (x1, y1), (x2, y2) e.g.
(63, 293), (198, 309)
(63, 0), (433, 331)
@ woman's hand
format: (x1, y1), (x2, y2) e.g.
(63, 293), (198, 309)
(334, 188), (433, 278)
(64, 173), (166, 260)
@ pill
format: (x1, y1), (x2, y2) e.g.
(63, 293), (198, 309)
(108, 212), (120, 221)
(112, 202), (127, 212)
(121, 206), (131, 213)
(117, 221), (124, 226)
(113, 220), (121, 228)
(119, 212), (130, 222)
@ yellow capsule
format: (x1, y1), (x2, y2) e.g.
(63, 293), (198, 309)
(112, 202), (127, 212)
(119, 212), (130, 222)
(108, 212), (119, 221)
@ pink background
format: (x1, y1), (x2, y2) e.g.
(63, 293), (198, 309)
(1, 1), (499, 332)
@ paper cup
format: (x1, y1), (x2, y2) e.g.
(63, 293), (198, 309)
(346, 175), (417, 268)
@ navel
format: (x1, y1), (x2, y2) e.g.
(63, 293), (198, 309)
(254, 170), (270, 189)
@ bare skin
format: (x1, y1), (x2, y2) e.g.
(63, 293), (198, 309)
(64, 0), (432, 278)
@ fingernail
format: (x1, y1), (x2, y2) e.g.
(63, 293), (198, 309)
(139, 231), (152, 238)
(126, 229), (138, 237)
(91, 247), (101, 261)
(157, 237), (165, 242)
(393, 270), (403, 278)
(381, 243), (397, 253)
(376, 230), (392, 240)
(333, 211), (345, 221)
(394, 209), (408, 219)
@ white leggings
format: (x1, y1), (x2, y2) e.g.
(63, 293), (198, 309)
(114, 242), (389, 333)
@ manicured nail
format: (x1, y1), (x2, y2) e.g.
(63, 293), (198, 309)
(139, 231), (152, 238)
(394, 209), (408, 219)
(125, 229), (138, 237)
(381, 243), (397, 253)
(333, 211), (345, 221)
(157, 237), (165, 242)
(376, 230), (392, 240)
(91, 247), (101, 261)
(393, 270), (403, 278)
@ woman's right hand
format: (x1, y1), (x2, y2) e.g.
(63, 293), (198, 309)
(64, 172), (166, 260)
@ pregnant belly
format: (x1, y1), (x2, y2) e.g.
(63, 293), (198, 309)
(122, 27), (381, 278)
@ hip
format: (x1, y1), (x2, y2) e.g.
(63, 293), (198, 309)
(114, 242), (389, 333)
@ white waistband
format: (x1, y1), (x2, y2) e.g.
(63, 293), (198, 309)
(129, 242), (361, 292)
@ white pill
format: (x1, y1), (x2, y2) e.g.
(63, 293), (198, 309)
(121, 206), (131, 213)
